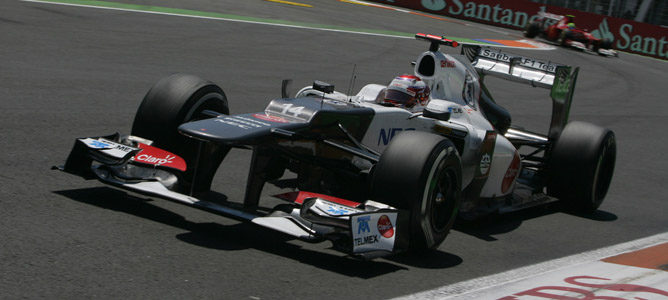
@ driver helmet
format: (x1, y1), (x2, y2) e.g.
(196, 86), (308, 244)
(565, 15), (575, 28)
(379, 75), (430, 110)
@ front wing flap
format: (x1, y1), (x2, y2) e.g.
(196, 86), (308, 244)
(61, 133), (140, 179)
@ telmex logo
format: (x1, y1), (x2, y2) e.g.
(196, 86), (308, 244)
(357, 216), (371, 234)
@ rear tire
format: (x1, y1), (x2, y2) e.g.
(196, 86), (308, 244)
(600, 39), (613, 50)
(547, 121), (616, 213)
(595, 39), (613, 55)
(131, 73), (230, 193)
(371, 132), (462, 251)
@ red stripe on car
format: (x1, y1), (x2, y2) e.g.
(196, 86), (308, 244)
(273, 191), (361, 208)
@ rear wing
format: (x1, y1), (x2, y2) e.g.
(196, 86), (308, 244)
(463, 45), (570, 88)
(462, 45), (579, 140)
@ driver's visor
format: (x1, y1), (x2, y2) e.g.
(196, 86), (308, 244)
(385, 89), (416, 108)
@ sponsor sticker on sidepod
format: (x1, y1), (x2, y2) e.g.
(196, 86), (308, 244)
(502, 151), (521, 194)
(351, 212), (397, 253)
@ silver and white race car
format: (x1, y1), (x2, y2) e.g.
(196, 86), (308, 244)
(56, 34), (616, 259)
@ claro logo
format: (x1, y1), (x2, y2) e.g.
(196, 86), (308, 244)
(377, 215), (395, 238)
(132, 143), (187, 172)
(135, 154), (175, 165)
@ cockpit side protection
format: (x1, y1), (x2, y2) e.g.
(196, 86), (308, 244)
(417, 55), (435, 77)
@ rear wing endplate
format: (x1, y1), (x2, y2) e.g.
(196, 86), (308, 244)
(462, 45), (579, 140)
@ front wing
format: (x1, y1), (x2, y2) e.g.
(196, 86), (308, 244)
(55, 134), (409, 259)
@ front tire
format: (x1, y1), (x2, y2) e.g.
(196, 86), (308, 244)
(132, 73), (228, 152)
(547, 121), (616, 213)
(371, 132), (462, 251)
(524, 22), (540, 38)
(131, 73), (230, 193)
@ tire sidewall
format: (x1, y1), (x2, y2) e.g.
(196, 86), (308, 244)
(371, 132), (462, 251)
(590, 131), (616, 207)
(548, 121), (616, 213)
(416, 145), (461, 248)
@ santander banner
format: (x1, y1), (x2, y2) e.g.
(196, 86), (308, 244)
(367, 0), (668, 60)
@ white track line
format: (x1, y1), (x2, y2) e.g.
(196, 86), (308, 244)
(21, 0), (413, 39)
(21, 0), (556, 50)
(392, 232), (668, 299)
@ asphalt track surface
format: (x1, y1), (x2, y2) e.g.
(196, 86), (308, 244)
(1, 0), (667, 298)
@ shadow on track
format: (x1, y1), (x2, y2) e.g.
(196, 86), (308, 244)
(454, 203), (617, 242)
(54, 187), (464, 277)
(387, 251), (463, 269)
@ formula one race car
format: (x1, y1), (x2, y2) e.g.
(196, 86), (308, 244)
(524, 12), (617, 56)
(55, 34), (616, 259)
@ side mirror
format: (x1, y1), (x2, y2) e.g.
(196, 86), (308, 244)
(423, 108), (451, 121)
(313, 80), (334, 94)
(281, 79), (292, 98)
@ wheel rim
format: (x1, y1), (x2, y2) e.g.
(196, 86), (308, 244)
(184, 92), (227, 122)
(429, 168), (458, 233)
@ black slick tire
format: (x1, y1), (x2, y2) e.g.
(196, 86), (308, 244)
(547, 121), (616, 213)
(596, 39), (613, 55)
(132, 73), (228, 151)
(131, 73), (229, 193)
(524, 22), (540, 38)
(371, 131), (462, 251)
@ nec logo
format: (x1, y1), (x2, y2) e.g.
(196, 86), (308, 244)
(378, 128), (415, 145)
